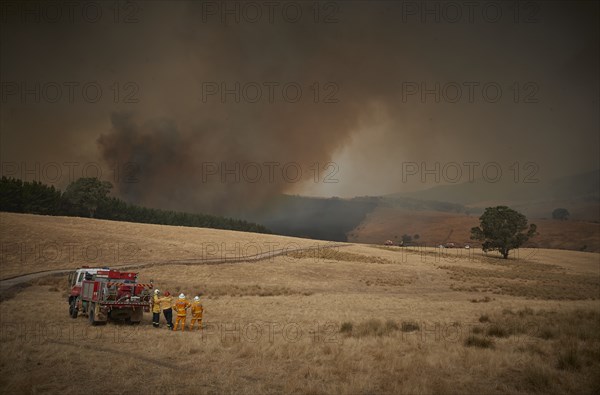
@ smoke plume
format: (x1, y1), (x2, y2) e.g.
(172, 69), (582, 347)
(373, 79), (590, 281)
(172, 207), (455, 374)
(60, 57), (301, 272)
(1, 1), (598, 215)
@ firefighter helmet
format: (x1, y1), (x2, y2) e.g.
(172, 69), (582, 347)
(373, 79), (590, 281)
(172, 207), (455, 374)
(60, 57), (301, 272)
(194, 296), (200, 301)
(154, 289), (160, 295)
(179, 293), (185, 299)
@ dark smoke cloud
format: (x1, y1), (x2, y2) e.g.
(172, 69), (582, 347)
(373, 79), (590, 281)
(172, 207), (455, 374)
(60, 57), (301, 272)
(1, 1), (598, 215)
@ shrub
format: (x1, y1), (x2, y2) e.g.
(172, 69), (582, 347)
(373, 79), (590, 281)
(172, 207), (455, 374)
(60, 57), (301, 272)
(465, 335), (494, 349)
(538, 327), (555, 340)
(401, 322), (420, 332)
(557, 347), (581, 371)
(518, 307), (534, 317)
(340, 322), (353, 334)
(479, 314), (490, 323)
(487, 324), (510, 338)
(520, 365), (550, 391)
(385, 320), (399, 331)
(472, 326), (484, 334)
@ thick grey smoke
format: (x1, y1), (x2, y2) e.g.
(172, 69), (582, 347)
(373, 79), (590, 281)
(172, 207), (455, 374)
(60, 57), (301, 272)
(1, 1), (598, 214)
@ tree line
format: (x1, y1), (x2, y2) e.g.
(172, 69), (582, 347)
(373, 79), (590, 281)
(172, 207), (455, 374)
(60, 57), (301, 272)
(0, 177), (271, 234)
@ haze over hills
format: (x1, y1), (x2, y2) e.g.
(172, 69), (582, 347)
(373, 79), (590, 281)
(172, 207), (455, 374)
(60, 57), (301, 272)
(398, 169), (600, 221)
(236, 170), (599, 251)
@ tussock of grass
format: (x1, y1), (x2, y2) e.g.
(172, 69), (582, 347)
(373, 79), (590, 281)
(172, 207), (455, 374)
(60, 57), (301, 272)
(470, 296), (492, 303)
(517, 343), (547, 357)
(465, 335), (494, 349)
(479, 314), (490, 323)
(538, 328), (555, 340)
(557, 346), (582, 371)
(401, 321), (420, 332)
(385, 320), (400, 331)
(517, 307), (534, 317)
(486, 324), (510, 338)
(340, 322), (353, 334)
(515, 365), (551, 392)
(355, 319), (394, 337)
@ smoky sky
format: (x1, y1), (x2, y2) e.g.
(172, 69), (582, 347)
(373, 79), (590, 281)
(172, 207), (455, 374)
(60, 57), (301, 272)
(1, 1), (598, 214)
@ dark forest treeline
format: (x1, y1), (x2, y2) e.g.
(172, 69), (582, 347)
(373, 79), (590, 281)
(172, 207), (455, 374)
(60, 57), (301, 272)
(0, 177), (270, 234)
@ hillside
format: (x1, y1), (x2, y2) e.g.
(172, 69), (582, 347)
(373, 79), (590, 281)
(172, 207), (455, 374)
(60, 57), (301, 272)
(348, 206), (600, 252)
(0, 212), (333, 280)
(399, 170), (600, 222)
(239, 195), (380, 241)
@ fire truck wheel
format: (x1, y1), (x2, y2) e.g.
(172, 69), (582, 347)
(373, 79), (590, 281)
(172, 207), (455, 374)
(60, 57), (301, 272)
(69, 299), (78, 319)
(89, 303), (97, 325)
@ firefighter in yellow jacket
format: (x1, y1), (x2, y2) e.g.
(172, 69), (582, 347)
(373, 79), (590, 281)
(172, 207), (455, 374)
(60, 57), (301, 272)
(189, 296), (203, 330)
(173, 293), (191, 331)
(160, 291), (174, 330)
(152, 289), (161, 328)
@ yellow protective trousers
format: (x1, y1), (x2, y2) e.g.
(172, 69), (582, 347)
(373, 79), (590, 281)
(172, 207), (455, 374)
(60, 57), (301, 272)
(190, 314), (203, 330)
(174, 315), (187, 331)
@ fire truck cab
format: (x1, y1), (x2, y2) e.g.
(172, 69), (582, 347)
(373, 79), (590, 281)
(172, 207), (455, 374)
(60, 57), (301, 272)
(68, 267), (103, 318)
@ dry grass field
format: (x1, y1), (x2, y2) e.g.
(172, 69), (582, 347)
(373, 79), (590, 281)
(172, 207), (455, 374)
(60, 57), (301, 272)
(0, 213), (334, 280)
(1, 213), (599, 394)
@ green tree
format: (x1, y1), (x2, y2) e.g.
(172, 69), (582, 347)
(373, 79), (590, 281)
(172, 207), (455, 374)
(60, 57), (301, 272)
(64, 178), (112, 218)
(401, 234), (413, 245)
(470, 206), (537, 259)
(552, 208), (569, 221)
(0, 177), (24, 212)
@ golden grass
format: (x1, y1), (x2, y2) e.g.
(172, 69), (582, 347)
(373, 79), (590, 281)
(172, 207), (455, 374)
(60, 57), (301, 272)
(0, 212), (334, 280)
(1, 213), (599, 394)
(286, 248), (395, 264)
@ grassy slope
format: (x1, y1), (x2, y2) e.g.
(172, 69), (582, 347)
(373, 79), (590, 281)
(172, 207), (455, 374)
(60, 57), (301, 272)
(0, 212), (334, 280)
(0, 213), (599, 394)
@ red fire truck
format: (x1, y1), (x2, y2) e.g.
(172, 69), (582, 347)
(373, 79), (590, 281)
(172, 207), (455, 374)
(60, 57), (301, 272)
(68, 267), (153, 325)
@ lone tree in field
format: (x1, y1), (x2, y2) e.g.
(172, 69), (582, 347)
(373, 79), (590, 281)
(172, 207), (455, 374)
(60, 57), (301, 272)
(401, 234), (413, 245)
(470, 206), (537, 259)
(552, 208), (570, 221)
(64, 177), (112, 218)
